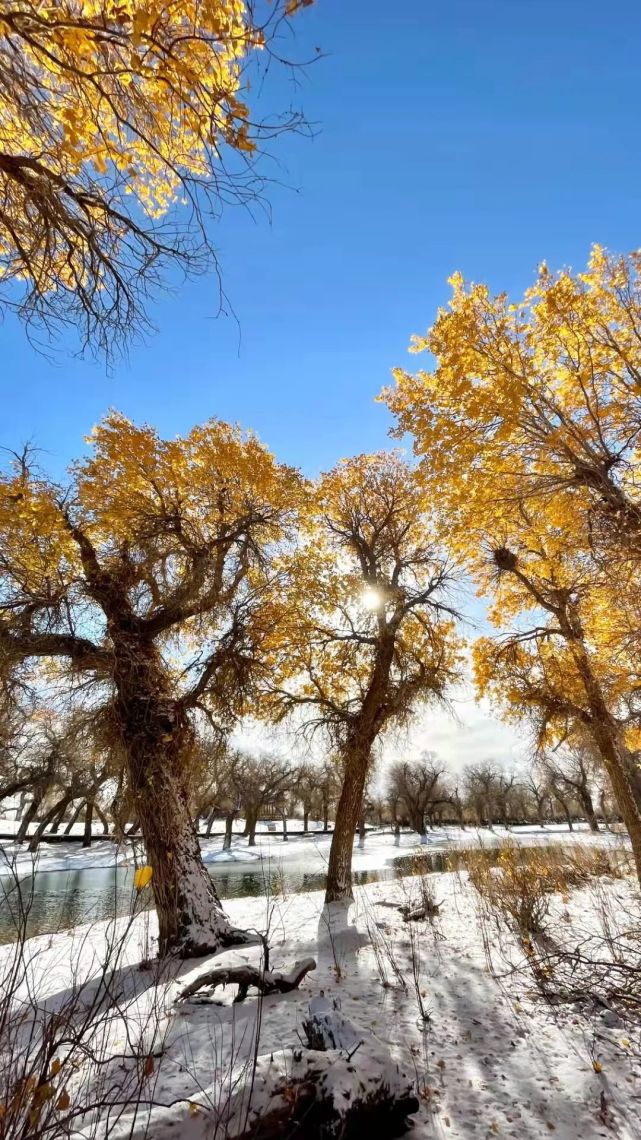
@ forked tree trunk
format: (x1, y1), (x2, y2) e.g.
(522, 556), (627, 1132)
(110, 634), (244, 958)
(554, 793), (574, 832)
(49, 801), (68, 834)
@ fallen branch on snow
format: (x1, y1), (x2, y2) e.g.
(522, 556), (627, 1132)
(376, 899), (441, 921)
(177, 958), (316, 1004)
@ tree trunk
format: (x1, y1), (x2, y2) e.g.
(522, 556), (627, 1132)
(64, 800), (85, 835)
(303, 809), (309, 832)
(578, 789), (599, 833)
(93, 803), (110, 834)
(205, 808), (217, 838)
(49, 800), (69, 834)
(28, 795), (73, 851)
(108, 631), (246, 958)
(246, 808), (258, 847)
(322, 800), (330, 832)
(554, 793), (574, 832)
(325, 743), (370, 903)
(568, 633), (641, 884)
(82, 800), (94, 848)
(223, 810), (237, 851)
(15, 794), (42, 844)
(281, 811), (288, 842)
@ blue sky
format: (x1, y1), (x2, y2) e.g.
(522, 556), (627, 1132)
(4, 0), (641, 767)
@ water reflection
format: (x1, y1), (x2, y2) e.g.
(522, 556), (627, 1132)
(0, 845), (474, 944)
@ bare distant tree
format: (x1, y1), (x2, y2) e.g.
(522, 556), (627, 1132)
(540, 745), (601, 833)
(388, 753), (448, 841)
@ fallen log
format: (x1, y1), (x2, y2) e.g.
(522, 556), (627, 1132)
(376, 898), (441, 921)
(177, 957), (316, 1004)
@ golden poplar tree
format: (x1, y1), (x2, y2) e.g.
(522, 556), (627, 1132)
(383, 246), (641, 882)
(262, 451), (463, 902)
(0, 412), (302, 955)
(0, 0), (312, 353)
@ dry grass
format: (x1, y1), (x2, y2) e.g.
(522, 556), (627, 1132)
(464, 841), (631, 937)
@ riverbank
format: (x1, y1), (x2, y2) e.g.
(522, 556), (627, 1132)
(2, 857), (639, 1139)
(0, 820), (625, 877)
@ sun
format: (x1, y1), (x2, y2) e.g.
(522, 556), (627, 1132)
(361, 587), (383, 611)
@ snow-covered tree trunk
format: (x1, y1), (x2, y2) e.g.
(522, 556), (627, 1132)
(112, 634), (244, 958)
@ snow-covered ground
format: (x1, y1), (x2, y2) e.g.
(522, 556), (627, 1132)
(2, 861), (639, 1139)
(0, 820), (626, 877)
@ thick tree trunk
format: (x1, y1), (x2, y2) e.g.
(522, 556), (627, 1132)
(303, 809), (309, 832)
(108, 631), (246, 958)
(28, 795), (73, 852)
(578, 789), (599, 833)
(325, 742), (371, 903)
(223, 810), (237, 851)
(82, 800), (93, 848)
(246, 808), (258, 847)
(281, 812), (288, 842)
(205, 808), (217, 838)
(15, 794), (42, 844)
(566, 633), (641, 884)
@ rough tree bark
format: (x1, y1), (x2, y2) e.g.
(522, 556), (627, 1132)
(245, 807), (259, 847)
(223, 809), (237, 851)
(325, 740), (372, 903)
(106, 622), (247, 956)
(578, 788), (599, 833)
(568, 631), (641, 885)
(82, 800), (94, 848)
(15, 795), (42, 844)
(28, 794), (73, 851)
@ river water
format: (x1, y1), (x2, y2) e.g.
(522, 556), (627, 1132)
(1, 855), (447, 943)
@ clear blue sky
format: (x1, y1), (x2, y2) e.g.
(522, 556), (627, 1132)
(4, 0), (641, 479)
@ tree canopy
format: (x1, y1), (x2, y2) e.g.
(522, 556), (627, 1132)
(0, 0), (313, 354)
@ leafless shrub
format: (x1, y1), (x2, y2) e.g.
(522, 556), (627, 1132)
(464, 839), (641, 1025)
(0, 856), (175, 1139)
